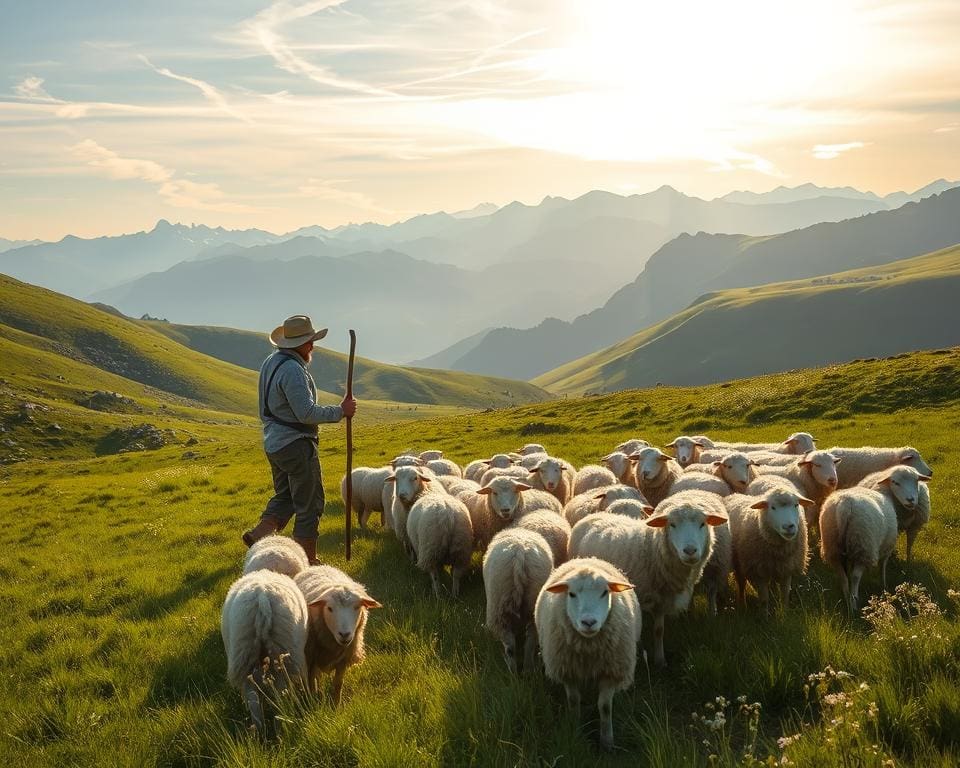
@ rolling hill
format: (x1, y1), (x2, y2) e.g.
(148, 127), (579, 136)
(534, 243), (960, 394)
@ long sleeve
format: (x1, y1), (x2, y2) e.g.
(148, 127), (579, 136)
(278, 364), (343, 424)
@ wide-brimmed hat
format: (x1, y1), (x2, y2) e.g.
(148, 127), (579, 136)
(269, 315), (328, 348)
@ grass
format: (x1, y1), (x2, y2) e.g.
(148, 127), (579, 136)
(2, 347), (960, 766)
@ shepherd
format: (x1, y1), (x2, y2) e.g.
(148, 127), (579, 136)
(241, 314), (357, 565)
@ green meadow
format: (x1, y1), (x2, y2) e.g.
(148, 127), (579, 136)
(3, 347), (960, 766)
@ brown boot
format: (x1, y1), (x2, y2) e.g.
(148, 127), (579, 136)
(294, 537), (318, 565)
(242, 518), (279, 548)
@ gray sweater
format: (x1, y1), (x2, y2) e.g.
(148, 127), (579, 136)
(259, 350), (343, 454)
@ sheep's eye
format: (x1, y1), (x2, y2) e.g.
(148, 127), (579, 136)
(700, 522), (705, 529)
(669, 523), (676, 529)
(600, 590), (608, 598)
(892, 480), (900, 486)
(568, 592), (577, 599)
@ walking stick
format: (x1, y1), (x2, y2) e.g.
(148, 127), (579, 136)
(344, 329), (356, 561)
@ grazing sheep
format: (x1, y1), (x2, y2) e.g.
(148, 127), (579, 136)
(753, 450), (840, 534)
(563, 484), (647, 527)
(387, 465), (442, 557)
(615, 438), (650, 455)
(605, 498), (654, 519)
(535, 557), (641, 751)
(828, 446), (934, 489)
(818, 487), (898, 614)
(859, 467), (932, 564)
(418, 450), (444, 462)
(518, 443), (548, 455)
(294, 565), (381, 704)
(742, 451), (797, 467)
(601, 451), (636, 484)
(570, 490), (727, 666)
(713, 432), (816, 455)
(466, 453), (516, 483)
(671, 471), (732, 497)
(380, 455), (424, 530)
(573, 464), (618, 496)
(483, 528), (554, 673)
(426, 458), (463, 478)
(527, 457), (574, 505)
(406, 493), (474, 598)
(243, 535), (309, 578)
(666, 436), (710, 468)
(632, 447), (684, 507)
(512, 510), (571, 564)
(221, 570), (309, 732)
(724, 481), (811, 614)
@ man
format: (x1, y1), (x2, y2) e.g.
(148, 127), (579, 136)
(242, 314), (357, 564)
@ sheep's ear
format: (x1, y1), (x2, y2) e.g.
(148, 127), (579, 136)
(641, 504), (655, 517)
(476, 487), (493, 495)
(545, 581), (569, 594)
(385, 475), (396, 482)
(749, 460), (760, 467)
(712, 460), (722, 468)
(607, 581), (635, 593)
(417, 472), (432, 481)
(750, 500), (768, 510)
(600, 453), (612, 461)
(693, 438), (708, 447)
(645, 514), (669, 528)
(594, 492), (608, 501)
(628, 452), (641, 460)
(876, 474), (892, 486)
(798, 453), (812, 466)
(531, 462), (544, 471)
(783, 438), (797, 447)
(705, 513), (728, 526)
(657, 454), (670, 463)
(665, 439), (678, 447)
(512, 482), (532, 492)
(833, 457), (842, 465)
(919, 474), (932, 482)
(307, 599), (328, 616)
(360, 596), (383, 609)
(797, 496), (815, 508)
(482, 459), (493, 466)
(415, 458), (426, 465)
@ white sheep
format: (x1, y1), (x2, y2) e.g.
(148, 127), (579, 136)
(511, 509), (571, 564)
(632, 447), (684, 507)
(387, 465), (442, 557)
(346, 466), (393, 530)
(465, 453), (516, 483)
(294, 565), (381, 704)
(341, 466), (373, 529)
(828, 446), (934, 489)
(462, 477), (557, 553)
(724, 480), (811, 614)
(570, 490), (727, 666)
(605, 498), (653, 519)
(443, 477), (481, 497)
(562, 484), (646, 527)
(753, 450), (840, 535)
(859, 466), (931, 564)
(517, 443), (548, 455)
(670, 471), (732, 497)
(601, 451), (636, 484)
(242, 535), (309, 578)
(597, 484), (649, 511)
(818, 486), (898, 614)
(535, 557), (641, 751)
(426, 457), (463, 478)
(713, 432), (817, 455)
(527, 456), (574, 505)
(380, 455), (425, 530)
(479, 464), (531, 488)
(418, 450), (444, 462)
(741, 451), (797, 467)
(684, 452), (758, 493)
(406, 493), (474, 597)
(615, 437), (650, 455)
(221, 570), (309, 732)
(666, 435), (710, 468)
(572, 464), (618, 496)
(483, 528), (554, 673)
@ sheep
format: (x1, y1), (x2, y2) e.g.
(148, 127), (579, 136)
(671, 471), (732, 497)
(406, 493), (474, 598)
(615, 437), (650, 455)
(828, 446), (934, 489)
(666, 435), (711, 468)
(700, 516), (732, 616)
(572, 464), (618, 496)
(534, 557), (641, 751)
(601, 451), (636, 484)
(570, 490), (727, 666)
(341, 466), (373, 529)
(563, 484), (648, 527)
(294, 565), (381, 704)
(381, 455), (425, 530)
(597, 484), (649, 511)
(243, 534), (309, 578)
(818, 487), (898, 614)
(512, 509), (571, 564)
(518, 443), (548, 455)
(691, 435), (716, 448)
(753, 450), (840, 535)
(443, 477), (481, 497)
(426, 458), (463, 478)
(387, 465), (443, 557)
(483, 528), (554, 673)
(724, 480), (811, 615)
(526, 456), (574, 505)
(221, 570), (309, 732)
(479, 464), (531, 488)
(859, 466), (932, 564)
(343, 465), (402, 530)
(713, 432), (817, 455)
(605, 498), (653, 519)
(742, 451), (797, 467)
(465, 453), (516, 483)
(632, 447), (684, 507)
(418, 450), (444, 462)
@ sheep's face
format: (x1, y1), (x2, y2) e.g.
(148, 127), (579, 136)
(717, 453), (754, 492)
(601, 452), (633, 483)
(391, 466), (430, 504)
(519, 443), (546, 456)
(634, 448), (669, 484)
(545, 570), (634, 638)
(669, 437), (700, 468)
(753, 491), (809, 541)
(882, 466), (928, 511)
(533, 458), (564, 492)
(647, 501), (727, 565)
(783, 433), (816, 454)
(311, 587), (381, 646)
(485, 453), (515, 469)
(899, 448), (933, 478)
(799, 451), (840, 488)
(478, 478), (530, 520)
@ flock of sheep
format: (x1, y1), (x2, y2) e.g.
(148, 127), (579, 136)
(220, 433), (933, 749)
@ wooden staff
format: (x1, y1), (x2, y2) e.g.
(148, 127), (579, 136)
(344, 329), (357, 560)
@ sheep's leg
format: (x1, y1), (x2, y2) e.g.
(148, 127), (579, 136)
(906, 529), (918, 566)
(706, 581), (718, 617)
(564, 683), (581, 719)
(653, 612), (667, 667)
(735, 572), (747, 608)
(597, 680), (617, 752)
(331, 663), (346, 707)
(452, 564), (470, 599)
(757, 581), (771, 617)
(382, 505), (392, 531)
(501, 631), (518, 674)
(356, 501), (367, 531)
(243, 677), (265, 735)
(834, 565), (851, 614)
(522, 624), (538, 673)
(429, 568), (443, 598)
(779, 576), (792, 610)
(848, 564), (864, 615)
(880, 555), (890, 593)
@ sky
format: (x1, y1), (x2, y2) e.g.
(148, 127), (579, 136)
(2, 0), (959, 241)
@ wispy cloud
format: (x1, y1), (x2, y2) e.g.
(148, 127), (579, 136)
(812, 141), (868, 160)
(14, 76), (57, 102)
(298, 177), (392, 215)
(934, 122), (960, 133)
(138, 55), (252, 123)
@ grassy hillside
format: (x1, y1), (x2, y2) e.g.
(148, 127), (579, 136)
(535, 243), (960, 395)
(140, 319), (551, 409)
(2, 347), (959, 766)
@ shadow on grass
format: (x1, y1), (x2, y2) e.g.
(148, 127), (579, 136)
(128, 563), (236, 621)
(145, 627), (227, 708)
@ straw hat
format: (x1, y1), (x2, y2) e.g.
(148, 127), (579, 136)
(269, 315), (328, 348)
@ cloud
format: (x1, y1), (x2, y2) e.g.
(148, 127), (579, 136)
(298, 177), (391, 214)
(934, 122), (959, 133)
(158, 179), (259, 213)
(812, 141), (868, 159)
(14, 76), (57, 102)
(138, 54), (252, 123)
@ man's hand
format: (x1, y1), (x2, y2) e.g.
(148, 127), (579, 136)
(340, 396), (357, 418)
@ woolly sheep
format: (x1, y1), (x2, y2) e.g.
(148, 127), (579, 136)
(483, 528), (554, 673)
(632, 447), (684, 507)
(243, 535), (309, 578)
(691, 435), (716, 448)
(380, 455), (425, 530)
(818, 487), (898, 614)
(859, 466), (932, 564)
(615, 438), (650, 455)
(527, 456), (574, 505)
(713, 432), (816, 455)
(426, 458), (463, 478)
(406, 492), (474, 597)
(666, 435), (710, 468)
(670, 471), (732, 497)
(418, 450), (444, 462)
(828, 446), (933, 489)
(387, 465), (442, 557)
(341, 466), (373, 529)
(465, 453), (516, 483)
(512, 509), (571, 564)
(741, 451), (797, 467)
(570, 490), (727, 666)
(601, 451), (636, 484)
(479, 464), (531, 487)
(535, 557), (641, 751)
(221, 570), (309, 732)
(478, 476), (563, 520)
(518, 443), (548, 455)
(563, 484), (646, 527)
(572, 464), (618, 496)
(753, 450), (840, 535)
(605, 498), (654, 519)
(444, 477), (481, 497)
(294, 565), (381, 704)
(724, 481), (811, 614)
(597, 484), (649, 511)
